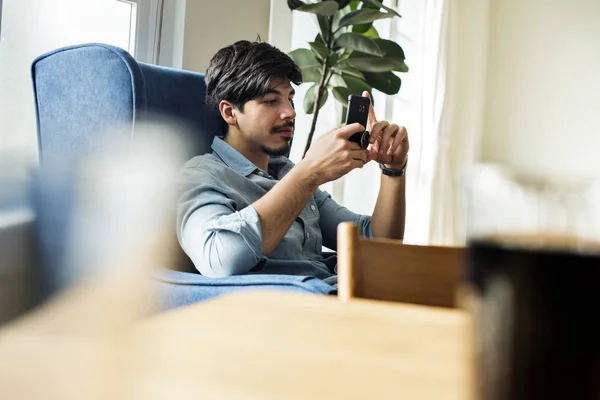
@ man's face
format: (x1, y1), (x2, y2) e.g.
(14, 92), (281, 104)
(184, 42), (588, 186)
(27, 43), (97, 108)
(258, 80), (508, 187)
(235, 78), (296, 156)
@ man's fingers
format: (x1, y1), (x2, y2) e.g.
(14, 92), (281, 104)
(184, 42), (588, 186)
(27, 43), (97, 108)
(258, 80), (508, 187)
(379, 123), (400, 155)
(368, 121), (389, 144)
(350, 149), (369, 163)
(335, 123), (366, 139)
(389, 126), (408, 155)
(350, 159), (366, 170)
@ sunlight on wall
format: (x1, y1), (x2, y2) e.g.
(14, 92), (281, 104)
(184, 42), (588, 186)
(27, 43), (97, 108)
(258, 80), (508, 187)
(482, 0), (600, 178)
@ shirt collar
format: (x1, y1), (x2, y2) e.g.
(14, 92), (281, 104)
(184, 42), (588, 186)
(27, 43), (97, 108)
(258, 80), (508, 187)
(211, 137), (258, 176)
(211, 137), (291, 178)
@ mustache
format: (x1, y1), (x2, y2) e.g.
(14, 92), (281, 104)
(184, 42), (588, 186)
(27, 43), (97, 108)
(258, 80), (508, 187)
(271, 121), (295, 133)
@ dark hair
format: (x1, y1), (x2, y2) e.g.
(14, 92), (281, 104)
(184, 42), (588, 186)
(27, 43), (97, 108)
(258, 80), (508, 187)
(205, 40), (303, 135)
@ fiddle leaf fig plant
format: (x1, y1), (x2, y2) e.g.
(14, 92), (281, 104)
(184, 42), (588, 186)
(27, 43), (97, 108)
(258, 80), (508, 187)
(287, 0), (408, 157)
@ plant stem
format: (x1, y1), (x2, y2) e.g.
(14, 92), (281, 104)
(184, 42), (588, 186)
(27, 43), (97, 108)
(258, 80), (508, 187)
(302, 16), (335, 159)
(302, 63), (329, 158)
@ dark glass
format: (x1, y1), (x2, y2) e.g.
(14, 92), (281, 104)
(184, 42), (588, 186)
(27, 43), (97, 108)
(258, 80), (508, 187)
(464, 167), (600, 400)
(467, 238), (600, 400)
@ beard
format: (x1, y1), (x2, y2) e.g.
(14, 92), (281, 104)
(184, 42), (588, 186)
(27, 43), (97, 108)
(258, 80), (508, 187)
(261, 120), (294, 156)
(260, 140), (291, 156)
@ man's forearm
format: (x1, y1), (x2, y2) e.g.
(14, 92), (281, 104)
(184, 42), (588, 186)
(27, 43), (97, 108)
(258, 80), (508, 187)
(371, 174), (406, 240)
(252, 163), (319, 254)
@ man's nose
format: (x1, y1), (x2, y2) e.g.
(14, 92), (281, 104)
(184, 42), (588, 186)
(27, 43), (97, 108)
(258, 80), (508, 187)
(281, 101), (296, 120)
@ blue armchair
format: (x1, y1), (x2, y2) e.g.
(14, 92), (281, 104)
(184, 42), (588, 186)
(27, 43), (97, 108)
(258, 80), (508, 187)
(30, 43), (335, 311)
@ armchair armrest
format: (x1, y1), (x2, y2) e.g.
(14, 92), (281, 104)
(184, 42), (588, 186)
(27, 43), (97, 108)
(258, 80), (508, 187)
(0, 210), (36, 324)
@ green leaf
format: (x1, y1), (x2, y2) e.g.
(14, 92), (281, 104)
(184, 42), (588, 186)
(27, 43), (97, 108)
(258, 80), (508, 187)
(288, 49), (323, 82)
(317, 15), (331, 42)
(363, 71), (401, 94)
(336, 0), (352, 9)
(341, 74), (372, 95)
(332, 86), (351, 105)
(373, 38), (405, 59)
(348, 52), (407, 72)
(338, 9), (394, 28)
(304, 84), (329, 114)
(302, 66), (323, 83)
(395, 62), (409, 73)
(361, 0), (401, 17)
(309, 41), (331, 61)
(340, 75), (374, 105)
(332, 63), (365, 79)
(352, 22), (373, 34)
(362, 25), (379, 38)
(287, 0), (306, 10)
(295, 1), (339, 16)
(371, 39), (409, 72)
(326, 53), (340, 68)
(349, 1), (360, 11)
(334, 33), (383, 56)
(288, 48), (320, 67)
(332, 3), (353, 34)
(329, 73), (347, 87)
(314, 33), (326, 45)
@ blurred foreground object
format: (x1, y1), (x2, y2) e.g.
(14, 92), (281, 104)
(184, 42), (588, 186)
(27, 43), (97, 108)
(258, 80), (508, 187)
(0, 289), (471, 399)
(0, 156), (36, 324)
(463, 165), (600, 400)
(0, 123), (185, 398)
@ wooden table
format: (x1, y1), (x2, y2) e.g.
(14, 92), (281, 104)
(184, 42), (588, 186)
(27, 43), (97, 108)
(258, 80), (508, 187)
(131, 291), (472, 399)
(0, 289), (472, 399)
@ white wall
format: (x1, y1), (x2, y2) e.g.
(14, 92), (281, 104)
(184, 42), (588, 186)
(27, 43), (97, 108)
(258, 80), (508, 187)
(0, 0), (133, 172)
(181, 0), (270, 73)
(481, 0), (600, 178)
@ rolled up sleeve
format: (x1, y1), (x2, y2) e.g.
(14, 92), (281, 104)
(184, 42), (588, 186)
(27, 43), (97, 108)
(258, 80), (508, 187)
(177, 167), (265, 277)
(182, 203), (264, 277)
(314, 188), (373, 251)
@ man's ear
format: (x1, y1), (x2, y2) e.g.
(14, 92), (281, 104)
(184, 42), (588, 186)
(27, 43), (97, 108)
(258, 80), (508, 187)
(219, 100), (238, 127)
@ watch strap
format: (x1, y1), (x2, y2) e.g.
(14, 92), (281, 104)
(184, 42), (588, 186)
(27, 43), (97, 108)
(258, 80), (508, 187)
(379, 159), (407, 177)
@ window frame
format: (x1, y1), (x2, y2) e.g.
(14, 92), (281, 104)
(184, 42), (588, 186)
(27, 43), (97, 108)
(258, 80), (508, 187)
(0, 0), (4, 43)
(129, 0), (164, 64)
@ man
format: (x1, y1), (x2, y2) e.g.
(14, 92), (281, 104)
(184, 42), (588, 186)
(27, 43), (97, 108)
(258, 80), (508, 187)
(177, 40), (409, 287)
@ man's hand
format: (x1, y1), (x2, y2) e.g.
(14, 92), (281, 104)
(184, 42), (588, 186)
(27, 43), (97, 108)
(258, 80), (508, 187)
(363, 91), (409, 169)
(299, 123), (369, 186)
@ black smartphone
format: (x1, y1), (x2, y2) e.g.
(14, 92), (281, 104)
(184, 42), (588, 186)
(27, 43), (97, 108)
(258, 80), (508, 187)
(345, 95), (370, 149)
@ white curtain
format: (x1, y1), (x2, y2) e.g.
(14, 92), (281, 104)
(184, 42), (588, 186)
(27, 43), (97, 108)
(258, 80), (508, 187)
(403, 0), (453, 245)
(404, 0), (491, 246)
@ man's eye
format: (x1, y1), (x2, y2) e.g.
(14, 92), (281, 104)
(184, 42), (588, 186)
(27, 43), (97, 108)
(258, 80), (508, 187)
(264, 99), (277, 105)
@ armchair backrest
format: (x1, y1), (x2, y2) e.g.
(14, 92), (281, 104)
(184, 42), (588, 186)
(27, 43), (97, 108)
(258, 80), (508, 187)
(31, 43), (221, 163)
(30, 43), (219, 297)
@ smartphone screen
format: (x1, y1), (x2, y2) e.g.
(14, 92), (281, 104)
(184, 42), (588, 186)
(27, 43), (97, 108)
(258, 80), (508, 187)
(345, 95), (370, 147)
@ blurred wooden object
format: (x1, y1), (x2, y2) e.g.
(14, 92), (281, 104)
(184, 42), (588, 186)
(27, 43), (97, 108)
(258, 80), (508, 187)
(0, 290), (471, 399)
(133, 290), (472, 399)
(337, 222), (464, 307)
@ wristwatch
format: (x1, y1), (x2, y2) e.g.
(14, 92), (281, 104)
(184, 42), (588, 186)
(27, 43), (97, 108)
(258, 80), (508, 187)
(379, 158), (408, 177)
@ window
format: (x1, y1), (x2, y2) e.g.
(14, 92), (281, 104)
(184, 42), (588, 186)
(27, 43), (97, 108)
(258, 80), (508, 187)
(114, 0), (138, 55)
(0, 0), (153, 171)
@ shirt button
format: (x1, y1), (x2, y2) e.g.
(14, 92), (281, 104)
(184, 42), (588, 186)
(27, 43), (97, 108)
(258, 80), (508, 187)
(310, 205), (316, 212)
(306, 232), (311, 239)
(257, 171), (264, 176)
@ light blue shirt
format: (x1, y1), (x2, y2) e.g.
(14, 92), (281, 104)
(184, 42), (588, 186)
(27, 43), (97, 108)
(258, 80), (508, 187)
(177, 137), (373, 285)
